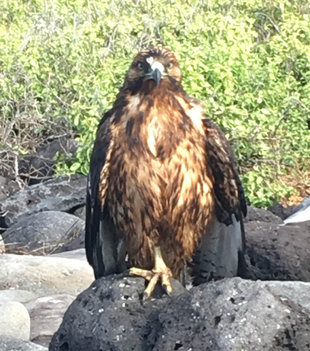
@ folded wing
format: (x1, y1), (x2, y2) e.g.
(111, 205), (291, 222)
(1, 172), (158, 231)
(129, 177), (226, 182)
(85, 111), (126, 279)
(191, 118), (247, 284)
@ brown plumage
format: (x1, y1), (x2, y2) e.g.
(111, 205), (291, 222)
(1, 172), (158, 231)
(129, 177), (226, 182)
(85, 46), (247, 297)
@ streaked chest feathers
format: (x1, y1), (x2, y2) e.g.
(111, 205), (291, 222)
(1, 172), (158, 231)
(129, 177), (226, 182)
(108, 93), (214, 243)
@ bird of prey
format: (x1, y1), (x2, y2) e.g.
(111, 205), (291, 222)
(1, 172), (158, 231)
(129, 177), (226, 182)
(85, 46), (247, 298)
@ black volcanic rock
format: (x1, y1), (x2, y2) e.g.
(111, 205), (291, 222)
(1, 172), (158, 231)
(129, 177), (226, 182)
(2, 211), (84, 255)
(49, 275), (310, 351)
(268, 202), (299, 220)
(245, 205), (283, 224)
(18, 136), (78, 186)
(0, 175), (86, 228)
(244, 220), (310, 281)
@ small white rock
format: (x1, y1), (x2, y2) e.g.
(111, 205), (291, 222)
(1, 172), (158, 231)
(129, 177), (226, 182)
(0, 301), (30, 340)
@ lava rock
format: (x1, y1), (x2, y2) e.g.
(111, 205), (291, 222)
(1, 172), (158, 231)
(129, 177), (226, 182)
(49, 276), (310, 351)
(244, 220), (310, 281)
(268, 202), (298, 220)
(18, 136), (78, 185)
(0, 174), (86, 228)
(2, 211), (84, 255)
(245, 206), (283, 224)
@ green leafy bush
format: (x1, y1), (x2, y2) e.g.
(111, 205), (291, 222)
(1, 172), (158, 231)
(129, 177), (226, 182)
(0, 0), (309, 207)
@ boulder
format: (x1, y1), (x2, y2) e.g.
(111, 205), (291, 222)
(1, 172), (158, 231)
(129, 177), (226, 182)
(0, 234), (5, 253)
(2, 211), (84, 255)
(0, 336), (47, 351)
(245, 205), (283, 224)
(268, 202), (298, 220)
(18, 136), (79, 185)
(244, 220), (310, 281)
(0, 176), (19, 202)
(25, 294), (75, 347)
(72, 205), (86, 221)
(52, 248), (87, 261)
(0, 174), (86, 228)
(49, 275), (310, 351)
(0, 254), (93, 297)
(0, 289), (38, 304)
(0, 301), (30, 340)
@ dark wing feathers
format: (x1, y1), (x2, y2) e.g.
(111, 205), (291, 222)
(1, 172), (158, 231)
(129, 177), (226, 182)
(85, 95), (134, 279)
(85, 110), (117, 278)
(203, 118), (246, 273)
(190, 118), (247, 284)
(202, 118), (247, 225)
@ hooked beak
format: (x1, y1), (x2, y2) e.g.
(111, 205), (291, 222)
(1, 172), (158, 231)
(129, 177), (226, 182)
(146, 61), (164, 87)
(151, 68), (162, 87)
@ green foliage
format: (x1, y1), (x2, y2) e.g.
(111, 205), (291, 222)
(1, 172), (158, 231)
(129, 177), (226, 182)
(1, 0), (310, 207)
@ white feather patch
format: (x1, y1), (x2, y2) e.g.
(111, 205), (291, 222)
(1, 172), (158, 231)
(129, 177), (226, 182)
(146, 56), (154, 65)
(151, 61), (165, 74)
(187, 105), (203, 129)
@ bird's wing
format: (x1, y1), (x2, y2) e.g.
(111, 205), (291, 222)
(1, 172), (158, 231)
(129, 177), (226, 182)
(85, 110), (126, 279)
(202, 118), (247, 224)
(190, 116), (247, 284)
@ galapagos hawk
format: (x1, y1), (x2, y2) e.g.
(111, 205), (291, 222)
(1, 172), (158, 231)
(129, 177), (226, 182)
(85, 46), (247, 298)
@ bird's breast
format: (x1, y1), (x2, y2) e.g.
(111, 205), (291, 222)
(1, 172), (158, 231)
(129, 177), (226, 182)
(110, 100), (214, 225)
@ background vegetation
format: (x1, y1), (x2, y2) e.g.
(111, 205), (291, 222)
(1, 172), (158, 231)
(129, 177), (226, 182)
(0, 0), (309, 207)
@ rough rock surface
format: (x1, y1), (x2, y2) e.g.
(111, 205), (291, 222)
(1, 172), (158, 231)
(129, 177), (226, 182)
(0, 301), (31, 340)
(0, 171), (309, 351)
(0, 289), (38, 304)
(50, 275), (310, 351)
(0, 253), (93, 349)
(245, 205), (283, 224)
(0, 254), (93, 297)
(244, 220), (310, 281)
(268, 202), (298, 220)
(0, 174), (86, 228)
(18, 136), (78, 186)
(2, 211), (84, 255)
(25, 294), (75, 347)
(72, 205), (86, 221)
(0, 336), (48, 351)
(52, 248), (88, 261)
(0, 176), (19, 202)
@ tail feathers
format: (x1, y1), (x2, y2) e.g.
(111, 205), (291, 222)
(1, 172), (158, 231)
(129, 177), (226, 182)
(92, 214), (127, 279)
(191, 216), (244, 285)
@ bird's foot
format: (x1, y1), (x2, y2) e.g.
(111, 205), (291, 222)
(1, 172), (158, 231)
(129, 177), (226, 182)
(129, 266), (173, 299)
(129, 246), (173, 299)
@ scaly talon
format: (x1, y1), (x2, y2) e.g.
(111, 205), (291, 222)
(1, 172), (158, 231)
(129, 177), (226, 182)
(162, 274), (173, 295)
(144, 273), (160, 298)
(129, 267), (153, 281)
(129, 246), (173, 298)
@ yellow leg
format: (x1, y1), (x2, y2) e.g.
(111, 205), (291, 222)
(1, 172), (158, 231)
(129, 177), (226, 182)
(129, 246), (173, 298)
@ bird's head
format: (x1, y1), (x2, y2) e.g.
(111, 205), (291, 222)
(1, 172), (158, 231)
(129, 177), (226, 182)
(124, 46), (182, 94)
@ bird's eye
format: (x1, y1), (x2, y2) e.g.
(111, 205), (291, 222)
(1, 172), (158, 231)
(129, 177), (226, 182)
(167, 62), (173, 70)
(137, 61), (144, 70)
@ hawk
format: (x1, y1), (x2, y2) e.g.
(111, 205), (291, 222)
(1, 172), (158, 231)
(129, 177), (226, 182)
(85, 46), (247, 298)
